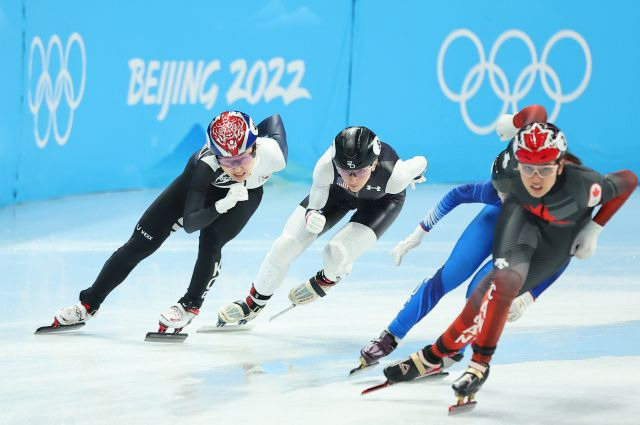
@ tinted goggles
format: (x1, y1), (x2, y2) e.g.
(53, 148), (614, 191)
(217, 149), (256, 168)
(336, 165), (372, 178)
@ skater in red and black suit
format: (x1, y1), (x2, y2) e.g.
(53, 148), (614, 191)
(383, 121), (637, 406)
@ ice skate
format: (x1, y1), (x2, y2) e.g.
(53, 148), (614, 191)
(35, 302), (97, 334)
(448, 361), (490, 415)
(288, 270), (336, 305)
(217, 300), (259, 326)
(145, 302), (199, 343)
(362, 346), (448, 395)
(351, 330), (398, 374)
(216, 284), (271, 327)
(383, 345), (445, 384)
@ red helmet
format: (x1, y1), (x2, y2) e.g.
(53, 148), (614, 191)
(206, 111), (258, 157)
(513, 122), (567, 164)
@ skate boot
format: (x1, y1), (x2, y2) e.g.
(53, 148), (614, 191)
(442, 351), (465, 369)
(383, 345), (444, 383)
(54, 302), (97, 327)
(218, 284), (271, 327)
(451, 361), (490, 408)
(360, 330), (398, 366)
(158, 301), (199, 333)
(288, 270), (337, 305)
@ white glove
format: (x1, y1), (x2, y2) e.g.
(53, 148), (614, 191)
(390, 225), (427, 266)
(305, 210), (326, 234)
(507, 291), (534, 322)
(571, 220), (603, 259)
(496, 114), (517, 141)
(409, 175), (427, 190)
(215, 183), (249, 214)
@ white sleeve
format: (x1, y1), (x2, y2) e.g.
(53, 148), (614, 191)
(257, 137), (286, 173)
(307, 148), (335, 210)
(385, 156), (428, 194)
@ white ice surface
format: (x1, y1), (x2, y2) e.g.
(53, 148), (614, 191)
(0, 183), (638, 425)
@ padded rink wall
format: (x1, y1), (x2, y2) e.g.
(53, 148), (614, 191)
(1, 0), (638, 206)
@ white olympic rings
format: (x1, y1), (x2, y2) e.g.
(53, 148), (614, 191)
(28, 33), (86, 148)
(437, 29), (591, 135)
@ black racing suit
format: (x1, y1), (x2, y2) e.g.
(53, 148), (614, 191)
(79, 115), (287, 310)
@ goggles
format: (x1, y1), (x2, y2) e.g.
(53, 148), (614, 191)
(217, 148), (256, 168)
(517, 163), (558, 178)
(336, 165), (372, 178)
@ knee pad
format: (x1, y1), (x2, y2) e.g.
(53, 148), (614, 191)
(254, 232), (313, 295)
(323, 222), (377, 281)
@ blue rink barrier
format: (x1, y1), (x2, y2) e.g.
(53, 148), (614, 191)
(1, 0), (638, 206)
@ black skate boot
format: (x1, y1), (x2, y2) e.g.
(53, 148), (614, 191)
(383, 345), (444, 383)
(442, 351), (465, 368)
(449, 361), (490, 414)
(362, 330), (398, 362)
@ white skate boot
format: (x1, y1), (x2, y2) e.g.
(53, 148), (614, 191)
(158, 302), (199, 333)
(217, 284), (271, 327)
(54, 302), (97, 326)
(288, 270), (337, 305)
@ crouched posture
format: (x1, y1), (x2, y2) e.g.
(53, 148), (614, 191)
(218, 126), (427, 325)
(53, 111), (287, 333)
(383, 121), (637, 403)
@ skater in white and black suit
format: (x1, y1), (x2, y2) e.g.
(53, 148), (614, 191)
(218, 126), (428, 325)
(51, 111), (287, 333)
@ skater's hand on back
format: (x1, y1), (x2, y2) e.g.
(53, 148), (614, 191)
(215, 183), (249, 214)
(305, 210), (326, 234)
(390, 225), (427, 266)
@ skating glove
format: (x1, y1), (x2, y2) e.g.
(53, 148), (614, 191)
(390, 224), (427, 266)
(507, 291), (534, 322)
(571, 220), (603, 259)
(215, 183), (249, 214)
(305, 209), (326, 234)
(495, 113), (517, 141)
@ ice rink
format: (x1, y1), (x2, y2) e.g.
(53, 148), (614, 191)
(1, 183), (638, 425)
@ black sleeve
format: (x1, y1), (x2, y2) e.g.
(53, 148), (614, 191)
(182, 161), (224, 233)
(257, 114), (288, 163)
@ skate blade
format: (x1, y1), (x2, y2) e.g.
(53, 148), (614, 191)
(360, 371), (449, 395)
(361, 380), (392, 395)
(197, 324), (254, 333)
(349, 360), (379, 376)
(144, 332), (188, 343)
(35, 322), (85, 334)
(268, 304), (295, 322)
(448, 400), (477, 415)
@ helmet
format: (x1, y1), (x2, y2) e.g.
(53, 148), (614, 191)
(513, 122), (567, 164)
(331, 126), (381, 169)
(206, 111), (258, 157)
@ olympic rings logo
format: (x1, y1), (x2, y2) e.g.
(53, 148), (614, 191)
(437, 29), (591, 135)
(28, 33), (86, 148)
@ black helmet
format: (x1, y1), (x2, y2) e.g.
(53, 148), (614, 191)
(331, 126), (381, 170)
